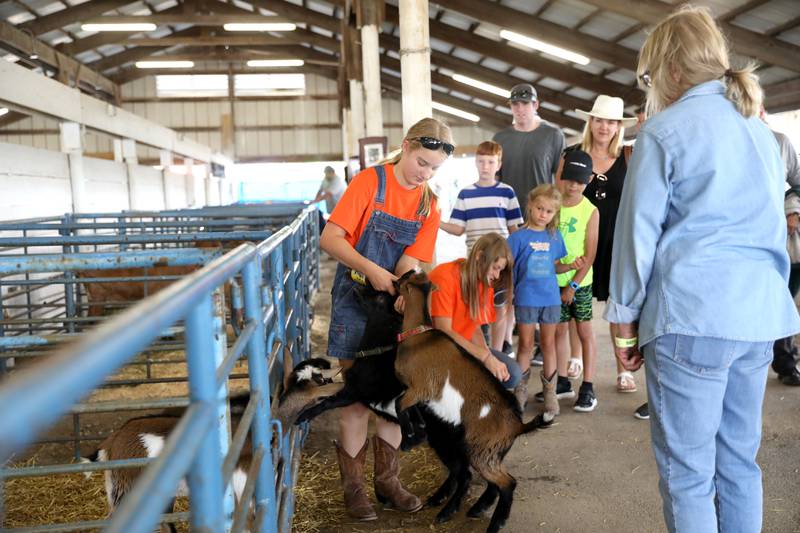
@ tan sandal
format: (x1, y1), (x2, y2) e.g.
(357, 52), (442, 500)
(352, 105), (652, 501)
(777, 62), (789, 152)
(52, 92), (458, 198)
(617, 371), (637, 393)
(567, 357), (583, 379)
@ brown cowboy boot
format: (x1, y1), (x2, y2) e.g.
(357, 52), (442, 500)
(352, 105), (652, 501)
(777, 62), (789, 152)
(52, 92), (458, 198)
(514, 369), (531, 411)
(372, 435), (423, 512)
(334, 440), (377, 521)
(541, 370), (560, 418)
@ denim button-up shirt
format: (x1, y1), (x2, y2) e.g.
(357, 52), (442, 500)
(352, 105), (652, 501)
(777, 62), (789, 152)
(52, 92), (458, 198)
(604, 80), (800, 345)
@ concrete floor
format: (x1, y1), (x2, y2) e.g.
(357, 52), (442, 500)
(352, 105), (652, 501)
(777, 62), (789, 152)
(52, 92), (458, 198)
(295, 257), (800, 533)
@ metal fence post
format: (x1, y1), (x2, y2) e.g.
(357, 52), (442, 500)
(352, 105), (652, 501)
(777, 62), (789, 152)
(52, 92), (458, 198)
(212, 286), (235, 530)
(243, 257), (278, 533)
(185, 292), (226, 531)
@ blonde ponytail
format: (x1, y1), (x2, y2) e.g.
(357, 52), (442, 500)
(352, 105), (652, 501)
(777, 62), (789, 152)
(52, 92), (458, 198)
(725, 67), (763, 118)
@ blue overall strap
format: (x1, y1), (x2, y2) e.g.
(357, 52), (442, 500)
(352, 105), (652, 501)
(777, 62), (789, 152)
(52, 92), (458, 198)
(374, 165), (387, 205)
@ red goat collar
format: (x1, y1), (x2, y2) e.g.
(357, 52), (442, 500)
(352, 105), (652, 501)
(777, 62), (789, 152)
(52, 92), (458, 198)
(397, 325), (433, 343)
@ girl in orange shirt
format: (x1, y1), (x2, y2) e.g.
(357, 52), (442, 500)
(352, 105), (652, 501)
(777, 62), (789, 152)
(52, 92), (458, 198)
(320, 118), (452, 520)
(428, 233), (522, 387)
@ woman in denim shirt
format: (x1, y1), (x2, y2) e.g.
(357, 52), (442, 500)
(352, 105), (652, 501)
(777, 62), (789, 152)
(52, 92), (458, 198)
(604, 6), (800, 533)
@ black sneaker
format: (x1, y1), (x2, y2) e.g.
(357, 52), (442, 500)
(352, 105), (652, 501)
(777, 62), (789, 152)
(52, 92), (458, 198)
(573, 388), (597, 412)
(535, 378), (575, 401)
(634, 402), (650, 420)
(779, 368), (800, 386)
(501, 340), (513, 354)
(530, 347), (544, 366)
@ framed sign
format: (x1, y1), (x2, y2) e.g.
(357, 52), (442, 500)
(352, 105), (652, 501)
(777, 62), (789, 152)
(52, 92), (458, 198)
(358, 136), (388, 169)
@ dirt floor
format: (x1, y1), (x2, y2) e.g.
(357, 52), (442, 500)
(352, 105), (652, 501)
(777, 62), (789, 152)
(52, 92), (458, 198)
(293, 257), (800, 533)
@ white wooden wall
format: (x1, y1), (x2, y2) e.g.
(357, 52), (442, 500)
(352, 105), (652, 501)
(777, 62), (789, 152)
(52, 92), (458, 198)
(0, 72), (499, 162)
(0, 141), (213, 219)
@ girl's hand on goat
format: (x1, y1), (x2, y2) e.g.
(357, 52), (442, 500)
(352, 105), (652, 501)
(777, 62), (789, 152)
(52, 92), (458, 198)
(484, 354), (510, 382)
(366, 264), (398, 294)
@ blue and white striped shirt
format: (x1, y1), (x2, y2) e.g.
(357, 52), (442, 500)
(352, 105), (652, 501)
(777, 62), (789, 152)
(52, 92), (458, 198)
(449, 182), (523, 248)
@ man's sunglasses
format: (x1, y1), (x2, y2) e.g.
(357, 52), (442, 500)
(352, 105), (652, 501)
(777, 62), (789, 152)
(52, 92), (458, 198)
(413, 136), (455, 156)
(510, 89), (535, 101)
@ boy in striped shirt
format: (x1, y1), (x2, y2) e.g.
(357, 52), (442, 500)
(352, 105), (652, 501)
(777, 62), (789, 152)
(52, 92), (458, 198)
(440, 140), (523, 353)
(440, 140), (523, 248)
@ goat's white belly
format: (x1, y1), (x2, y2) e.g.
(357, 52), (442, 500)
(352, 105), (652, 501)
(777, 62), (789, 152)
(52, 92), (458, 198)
(425, 377), (463, 425)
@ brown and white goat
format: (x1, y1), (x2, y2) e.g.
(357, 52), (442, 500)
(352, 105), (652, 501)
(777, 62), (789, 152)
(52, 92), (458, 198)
(392, 271), (552, 533)
(84, 358), (338, 532)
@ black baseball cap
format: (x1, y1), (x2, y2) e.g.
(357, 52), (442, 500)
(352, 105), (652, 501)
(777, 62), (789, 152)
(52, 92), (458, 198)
(508, 83), (537, 103)
(561, 150), (593, 184)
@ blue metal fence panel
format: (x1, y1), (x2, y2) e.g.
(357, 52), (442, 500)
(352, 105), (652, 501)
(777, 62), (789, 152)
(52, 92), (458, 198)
(0, 204), (320, 532)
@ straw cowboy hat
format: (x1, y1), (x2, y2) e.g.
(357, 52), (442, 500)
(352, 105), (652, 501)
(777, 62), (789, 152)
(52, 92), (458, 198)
(575, 95), (638, 127)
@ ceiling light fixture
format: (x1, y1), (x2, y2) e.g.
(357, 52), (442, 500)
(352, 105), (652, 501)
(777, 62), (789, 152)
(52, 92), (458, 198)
(432, 101), (480, 123)
(246, 59), (304, 67)
(223, 22), (296, 32)
(136, 60), (195, 69)
(499, 29), (590, 65)
(81, 23), (157, 32)
(452, 74), (510, 98)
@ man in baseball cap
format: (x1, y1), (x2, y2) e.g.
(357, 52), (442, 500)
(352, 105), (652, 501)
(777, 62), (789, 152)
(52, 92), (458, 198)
(493, 83), (566, 210)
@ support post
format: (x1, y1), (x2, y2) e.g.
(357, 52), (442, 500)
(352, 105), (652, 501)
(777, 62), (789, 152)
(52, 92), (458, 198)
(399, 0), (432, 131)
(120, 138), (138, 210)
(359, 0), (384, 137)
(59, 121), (86, 214)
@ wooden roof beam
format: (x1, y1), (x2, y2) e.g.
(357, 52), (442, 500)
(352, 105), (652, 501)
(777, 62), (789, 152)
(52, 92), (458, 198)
(380, 53), (585, 131)
(81, 14), (294, 26)
(0, 19), (117, 97)
(119, 35), (306, 46)
(384, 3), (638, 100)
(580, 0), (800, 74)
(378, 33), (596, 114)
(19, 0), (136, 36)
(433, 0), (638, 71)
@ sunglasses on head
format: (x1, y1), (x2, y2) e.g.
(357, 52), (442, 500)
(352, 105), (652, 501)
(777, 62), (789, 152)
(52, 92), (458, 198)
(594, 173), (608, 200)
(412, 136), (455, 156)
(510, 89), (535, 101)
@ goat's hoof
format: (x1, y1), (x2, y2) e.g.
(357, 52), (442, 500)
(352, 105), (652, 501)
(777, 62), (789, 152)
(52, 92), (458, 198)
(434, 509), (456, 523)
(426, 494), (446, 507)
(466, 505), (488, 518)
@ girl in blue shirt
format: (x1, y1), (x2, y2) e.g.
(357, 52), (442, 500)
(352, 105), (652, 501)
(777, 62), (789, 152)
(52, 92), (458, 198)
(507, 184), (585, 415)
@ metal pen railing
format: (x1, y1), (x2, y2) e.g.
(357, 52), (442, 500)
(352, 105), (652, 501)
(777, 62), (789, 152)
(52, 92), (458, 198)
(0, 205), (320, 532)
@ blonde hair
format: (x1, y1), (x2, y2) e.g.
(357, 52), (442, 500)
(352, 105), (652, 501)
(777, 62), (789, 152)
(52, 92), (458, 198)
(388, 117), (454, 216)
(524, 185), (562, 234)
(460, 233), (513, 322)
(580, 117), (625, 158)
(638, 5), (762, 118)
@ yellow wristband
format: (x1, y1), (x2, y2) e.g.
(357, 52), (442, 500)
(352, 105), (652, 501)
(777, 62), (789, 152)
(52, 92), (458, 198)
(614, 336), (638, 348)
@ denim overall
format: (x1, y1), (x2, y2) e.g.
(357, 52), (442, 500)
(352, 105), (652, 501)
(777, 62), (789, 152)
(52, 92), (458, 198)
(327, 165), (425, 359)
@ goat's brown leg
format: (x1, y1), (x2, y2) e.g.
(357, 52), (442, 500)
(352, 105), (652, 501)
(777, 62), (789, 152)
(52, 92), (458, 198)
(477, 466), (516, 533)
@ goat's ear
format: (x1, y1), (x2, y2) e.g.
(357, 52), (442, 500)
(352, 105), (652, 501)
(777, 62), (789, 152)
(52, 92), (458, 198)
(399, 269), (416, 281)
(392, 279), (401, 292)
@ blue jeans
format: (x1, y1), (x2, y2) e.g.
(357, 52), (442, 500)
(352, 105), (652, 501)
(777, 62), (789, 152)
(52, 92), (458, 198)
(490, 348), (522, 389)
(643, 334), (773, 533)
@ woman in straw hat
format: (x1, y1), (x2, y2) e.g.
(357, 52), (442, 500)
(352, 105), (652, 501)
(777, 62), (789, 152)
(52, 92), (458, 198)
(605, 6), (798, 532)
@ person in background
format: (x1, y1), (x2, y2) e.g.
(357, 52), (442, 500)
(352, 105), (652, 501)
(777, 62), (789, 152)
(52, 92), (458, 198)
(606, 7), (799, 532)
(508, 184), (586, 413)
(493, 83), (566, 367)
(560, 95), (638, 396)
(552, 150), (599, 412)
(439, 140), (523, 354)
(428, 233), (522, 389)
(320, 118), (451, 521)
(313, 165), (347, 216)
(761, 109), (800, 387)
(493, 83), (566, 210)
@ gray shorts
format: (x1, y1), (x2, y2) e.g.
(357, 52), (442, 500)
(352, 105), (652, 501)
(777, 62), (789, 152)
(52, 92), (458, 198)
(515, 305), (561, 325)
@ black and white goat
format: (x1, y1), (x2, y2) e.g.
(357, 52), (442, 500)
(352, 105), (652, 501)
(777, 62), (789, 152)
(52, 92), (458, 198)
(84, 358), (337, 532)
